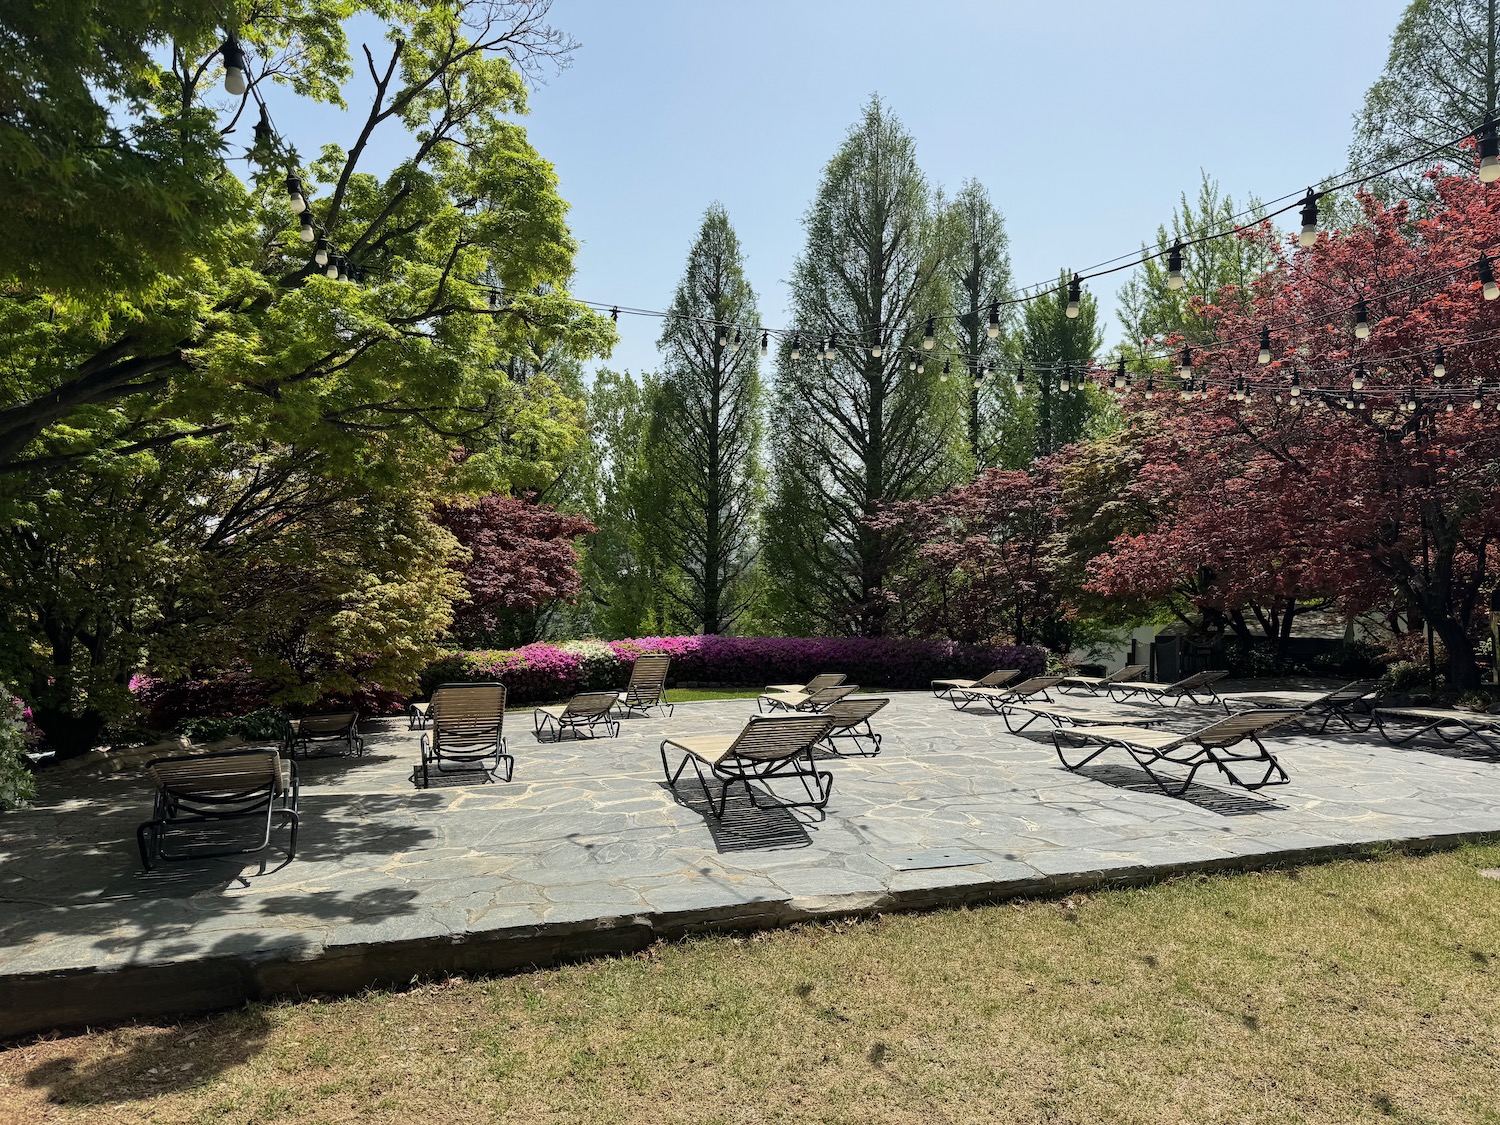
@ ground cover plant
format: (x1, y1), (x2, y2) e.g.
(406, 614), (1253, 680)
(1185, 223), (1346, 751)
(3, 844), (1498, 1124)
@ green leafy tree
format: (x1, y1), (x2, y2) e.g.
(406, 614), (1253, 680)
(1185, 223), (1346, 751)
(652, 206), (765, 634)
(764, 98), (965, 635)
(937, 180), (1014, 469)
(1349, 0), (1499, 203)
(1007, 272), (1108, 460)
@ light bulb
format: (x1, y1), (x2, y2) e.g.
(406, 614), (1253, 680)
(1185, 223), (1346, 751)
(299, 211), (315, 242)
(717, 326), (728, 347)
(337, 257), (348, 281)
(1014, 366), (1024, 390)
(987, 303), (1000, 339)
(1178, 346), (1192, 376)
(221, 38), (248, 96)
(1352, 363), (1365, 392)
(286, 174), (306, 214)
(1353, 298), (1370, 338)
(1298, 188), (1319, 248)
(1166, 243), (1184, 290)
(1114, 358), (1126, 390)
(923, 317), (935, 350)
(1433, 347), (1446, 379)
(1290, 371), (1302, 398)
(1065, 275), (1081, 318)
(1480, 255), (1498, 299)
(325, 259), (339, 279)
(314, 236), (328, 267)
(1060, 374), (1071, 392)
(761, 330), (769, 353)
(791, 336), (801, 361)
(1481, 114), (1500, 183)
(1258, 326), (1271, 365)
(871, 342), (882, 358)
(731, 329), (742, 352)
(1474, 390), (1485, 409)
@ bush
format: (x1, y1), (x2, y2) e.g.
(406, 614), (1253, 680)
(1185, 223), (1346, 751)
(1, 692), (39, 810)
(178, 708), (291, 743)
(134, 671), (407, 731)
(422, 636), (1048, 705)
(1385, 661), (1431, 692)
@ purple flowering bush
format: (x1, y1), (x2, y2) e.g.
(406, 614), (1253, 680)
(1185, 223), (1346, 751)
(1, 692), (39, 809)
(422, 636), (1046, 705)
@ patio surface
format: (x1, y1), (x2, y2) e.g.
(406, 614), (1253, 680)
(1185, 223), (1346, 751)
(3, 684), (1499, 1038)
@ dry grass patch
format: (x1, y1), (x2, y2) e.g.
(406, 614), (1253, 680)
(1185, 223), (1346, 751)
(3, 846), (1500, 1124)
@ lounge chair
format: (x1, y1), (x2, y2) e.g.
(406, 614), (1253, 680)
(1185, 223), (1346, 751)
(533, 691), (621, 741)
(766, 673), (846, 695)
(614, 653), (674, 718)
(994, 700), (1172, 736)
(759, 683), (859, 713)
(1059, 663), (1149, 696)
(951, 675), (1064, 712)
(1295, 680), (1385, 733)
(817, 697), (890, 756)
(137, 748), (299, 871)
(1106, 670), (1229, 711)
(407, 699), (431, 731)
(931, 668), (1021, 700)
(660, 713), (836, 818)
(1052, 708), (1304, 796)
(418, 682), (512, 787)
(1371, 705), (1500, 755)
(283, 711), (364, 758)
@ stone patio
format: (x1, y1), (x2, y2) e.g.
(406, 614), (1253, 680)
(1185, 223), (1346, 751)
(3, 685), (1499, 1038)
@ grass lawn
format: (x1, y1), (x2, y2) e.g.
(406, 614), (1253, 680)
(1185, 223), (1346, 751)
(4, 846), (1500, 1124)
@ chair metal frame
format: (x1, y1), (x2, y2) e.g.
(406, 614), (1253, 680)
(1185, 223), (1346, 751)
(950, 676), (1064, 713)
(817, 697), (890, 756)
(1294, 680), (1384, 733)
(614, 653), (675, 718)
(1058, 664), (1150, 697)
(137, 749), (299, 872)
(930, 669), (1021, 701)
(995, 701), (1170, 735)
(1371, 706), (1500, 755)
(533, 691), (622, 740)
(1106, 670), (1230, 712)
(758, 683), (859, 713)
(283, 711), (364, 758)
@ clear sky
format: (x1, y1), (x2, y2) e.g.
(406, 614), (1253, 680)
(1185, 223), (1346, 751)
(276, 0), (1412, 378)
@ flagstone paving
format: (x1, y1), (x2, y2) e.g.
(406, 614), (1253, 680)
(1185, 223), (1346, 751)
(3, 684), (1500, 1037)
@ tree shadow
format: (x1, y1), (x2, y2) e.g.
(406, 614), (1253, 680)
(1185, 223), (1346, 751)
(21, 1007), (276, 1104)
(1069, 762), (1285, 816)
(655, 781), (814, 852)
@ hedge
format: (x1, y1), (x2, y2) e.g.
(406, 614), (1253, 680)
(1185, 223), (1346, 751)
(420, 635), (1047, 706)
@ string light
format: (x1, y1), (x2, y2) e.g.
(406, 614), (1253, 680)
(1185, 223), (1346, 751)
(324, 254), (339, 280)
(286, 174), (306, 214)
(761, 330), (769, 353)
(1258, 326), (1272, 364)
(923, 317), (935, 350)
(717, 325), (728, 347)
(732, 328), (742, 352)
(1481, 114), (1500, 183)
(871, 337), (882, 358)
(1178, 346), (1192, 376)
(824, 333), (836, 361)
(1065, 275), (1081, 318)
(1433, 346), (1446, 378)
(1352, 363), (1366, 391)
(221, 37), (248, 96)
(987, 303), (1000, 339)
(1353, 298), (1370, 338)
(298, 210), (315, 242)
(1114, 357), (1127, 390)
(939, 361), (949, 382)
(790, 335), (801, 361)
(1298, 189), (1320, 248)
(1474, 386), (1486, 409)
(253, 105), (272, 148)
(314, 236), (328, 267)
(1290, 369), (1302, 397)
(1014, 365), (1024, 391)
(610, 306), (619, 322)
(1166, 243), (1185, 290)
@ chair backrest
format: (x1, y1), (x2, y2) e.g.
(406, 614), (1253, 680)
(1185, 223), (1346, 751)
(725, 713), (836, 762)
(977, 669), (1021, 688)
(429, 682), (506, 748)
(298, 711), (358, 736)
(1191, 708), (1304, 749)
(1106, 664), (1149, 684)
(1167, 670), (1229, 693)
(808, 684), (859, 707)
(148, 749), (284, 800)
(804, 673), (847, 692)
(564, 691), (619, 719)
(824, 697), (889, 732)
(1320, 679), (1383, 705)
(624, 653), (671, 702)
(1009, 675), (1064, 698)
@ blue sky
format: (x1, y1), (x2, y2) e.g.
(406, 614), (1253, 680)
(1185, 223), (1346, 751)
(275, 0), (1410, 377)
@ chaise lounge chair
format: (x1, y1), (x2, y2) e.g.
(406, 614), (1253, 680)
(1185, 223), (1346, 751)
(418, 682), (512, 787)
(1052, 708), (1304, 796)
(1059, 663), (1149, 696)
(283, 711), (364, 759)
(816, 697), (890, 756)
(137, 748), (299, 872)
(759, 683), (860, 713)
(951, 675), (1064, 712)
(766, 673), (846, 695)
(660, 713), (836, 818)
(931, 668), (1021, 700)
(614, 653), (674, 718)
(533, 691), (622, 741)
(1295, 679), (1385, 733)
(994, 699), (1173, 736)
(1106, 670), (1230, 711)
(1371, 704), (1500, 755)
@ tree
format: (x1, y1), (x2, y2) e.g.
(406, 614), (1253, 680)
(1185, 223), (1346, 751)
(1012, 272), (1108, 460)
(1091, 179), (1500, 688)
(437, 494), (595, 647)
(1350, 0), (1499, 204)
(763, 98), (965, 635)
(652, 205), (764, 634)
(938, 180), (1014, 468)
(1114, 174), (1274, 349)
